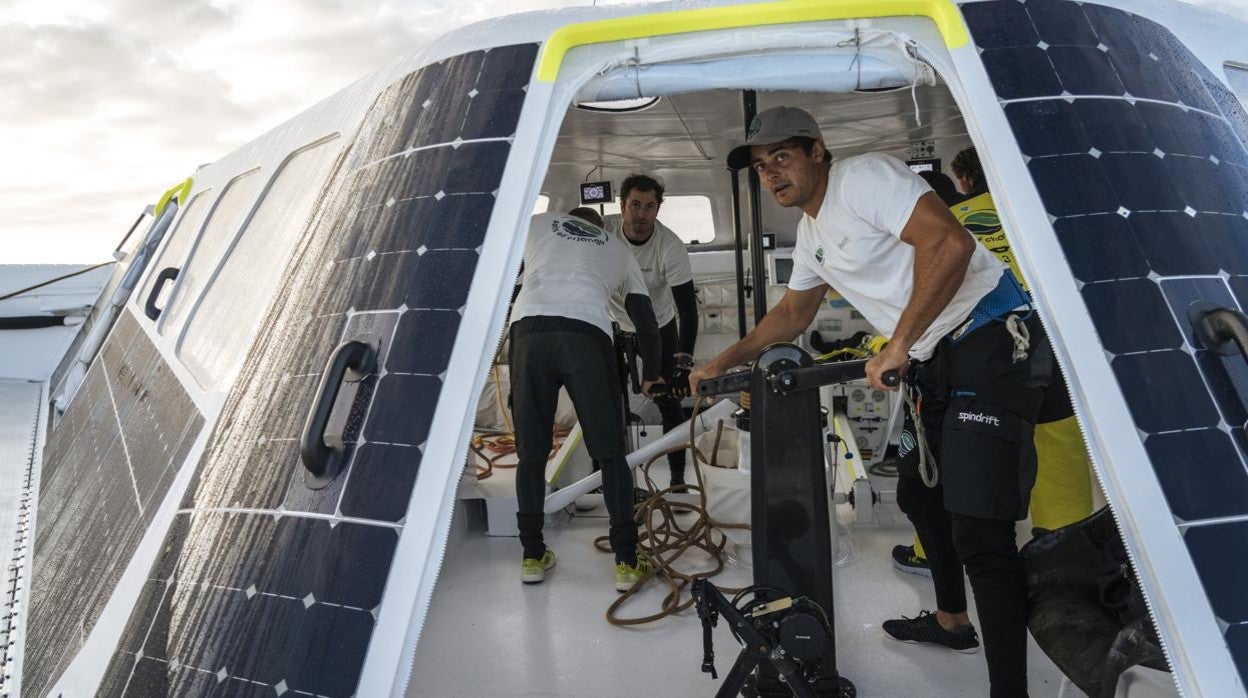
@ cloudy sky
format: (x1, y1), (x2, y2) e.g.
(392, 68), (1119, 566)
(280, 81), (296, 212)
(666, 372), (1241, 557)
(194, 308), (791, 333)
(2, 0), (1246, 264)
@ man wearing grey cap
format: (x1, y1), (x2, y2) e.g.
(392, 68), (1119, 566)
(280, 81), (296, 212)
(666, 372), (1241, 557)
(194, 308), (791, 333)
(690, 106), (1052, 698)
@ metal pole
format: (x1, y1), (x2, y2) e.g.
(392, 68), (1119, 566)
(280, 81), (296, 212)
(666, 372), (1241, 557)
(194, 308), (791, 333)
(728, 168), (748, 339)
(743, 90), (768, 323)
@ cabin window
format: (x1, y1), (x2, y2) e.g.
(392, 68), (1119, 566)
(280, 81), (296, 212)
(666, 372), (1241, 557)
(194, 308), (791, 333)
(156, 170), (262, 336)
(600, 194), (715, 244)
(1224, 62), (1248, 108)
(178, 136), (341, 390)
(138, 191), (211, 323)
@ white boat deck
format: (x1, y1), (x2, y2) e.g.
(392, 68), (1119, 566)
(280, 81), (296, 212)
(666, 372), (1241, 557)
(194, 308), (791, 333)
(413, 467), (1078, 697)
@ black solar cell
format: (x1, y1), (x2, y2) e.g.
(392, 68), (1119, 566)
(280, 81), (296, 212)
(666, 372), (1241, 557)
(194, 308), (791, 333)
(981, 46), (1063, 100)
(1025, 0), (1100, 47)
(1048, 45), (1126, 96)
(962, 0), (1038, 49)
(1082, 278), (1184, 353)
(1053, 214), (1150, 282)
(1185, 521), (1248, 623)
(1028, 154), (1119, 217)
(1145, 429), (1248, 520)
(1005, 100), (1091, 157)
(1112, 350), (1220, 432)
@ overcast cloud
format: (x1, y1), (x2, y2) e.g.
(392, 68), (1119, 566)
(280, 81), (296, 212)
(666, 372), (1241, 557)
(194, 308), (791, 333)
(1, 0), (1245, 263)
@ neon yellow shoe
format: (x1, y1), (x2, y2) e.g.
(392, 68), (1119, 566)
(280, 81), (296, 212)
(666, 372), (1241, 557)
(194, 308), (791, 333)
(614, 554), (652, 592)
(520, 548), (556, 584)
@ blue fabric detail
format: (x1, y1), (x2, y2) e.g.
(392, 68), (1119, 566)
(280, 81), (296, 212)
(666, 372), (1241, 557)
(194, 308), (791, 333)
(949, 271), (1031, 344)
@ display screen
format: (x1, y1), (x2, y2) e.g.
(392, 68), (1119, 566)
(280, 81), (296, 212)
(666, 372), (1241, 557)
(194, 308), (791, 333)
(580, 180), (613, 204)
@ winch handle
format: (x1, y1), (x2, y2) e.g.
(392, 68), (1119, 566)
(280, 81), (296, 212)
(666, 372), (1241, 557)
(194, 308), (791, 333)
(772, 359), (901, 392)
(696, 371), (753, 397)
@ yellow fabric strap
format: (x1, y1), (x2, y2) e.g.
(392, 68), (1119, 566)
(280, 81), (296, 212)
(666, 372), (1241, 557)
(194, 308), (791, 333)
(154, 177), (194, 219)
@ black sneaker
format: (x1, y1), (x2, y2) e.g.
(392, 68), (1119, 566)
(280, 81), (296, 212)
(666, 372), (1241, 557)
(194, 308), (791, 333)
(891, 544), (933, 579)
(883, 610), (980, 653)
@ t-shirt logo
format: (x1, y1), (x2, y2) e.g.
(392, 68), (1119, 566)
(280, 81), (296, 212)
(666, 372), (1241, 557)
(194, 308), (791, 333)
(899, 430), (916, 458)
(554, 218), (607, 246)
(814, 246), (825, 265)
(962, 210), (1001, 236)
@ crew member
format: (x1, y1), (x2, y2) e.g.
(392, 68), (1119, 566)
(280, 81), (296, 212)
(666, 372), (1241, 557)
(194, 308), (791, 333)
(689, 107), (1051, 697)
(605, 174), (698, 488)
(893, 150), (1094, 576)
(510, 208), (662, 591)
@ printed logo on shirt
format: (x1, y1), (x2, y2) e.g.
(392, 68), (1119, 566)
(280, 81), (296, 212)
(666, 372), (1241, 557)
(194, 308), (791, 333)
(554, 218), (607, 246)
(899, 430), (916, 458)
(963, 210), (1001, 236)
(957, 411), (1001, 427)
(814, 246), (825, 265)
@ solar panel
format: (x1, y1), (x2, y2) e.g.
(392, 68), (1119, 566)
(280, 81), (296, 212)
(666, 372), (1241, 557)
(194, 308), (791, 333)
(25, 311), (204, 698)
(966, 0), (1248, 686)
(96, 43), (538, 697)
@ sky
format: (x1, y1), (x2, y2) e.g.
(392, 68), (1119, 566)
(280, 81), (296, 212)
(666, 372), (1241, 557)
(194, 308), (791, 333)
(2, 0), (1246, 265)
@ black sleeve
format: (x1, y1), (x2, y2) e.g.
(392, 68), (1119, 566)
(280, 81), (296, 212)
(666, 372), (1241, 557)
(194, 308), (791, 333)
(671, 280), (698, 356)
(624, 293), (662, 382)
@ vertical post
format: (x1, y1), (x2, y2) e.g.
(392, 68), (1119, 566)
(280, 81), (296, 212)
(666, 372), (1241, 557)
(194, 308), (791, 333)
(742, 91), (768, 324)
(750, 343), (851, 696)
(728, 168), (748, 339)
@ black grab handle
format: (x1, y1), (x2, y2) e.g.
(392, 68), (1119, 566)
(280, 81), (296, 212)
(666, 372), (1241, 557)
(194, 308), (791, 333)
(144, 267), (179, 320)
(1190, 302), (1248, 360)
(301, 340), (376, 481)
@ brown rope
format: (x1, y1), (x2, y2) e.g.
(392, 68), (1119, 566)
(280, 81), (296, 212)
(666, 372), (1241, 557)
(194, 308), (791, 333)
(473, 428), (570, 480)
(593, 398), (750, 626)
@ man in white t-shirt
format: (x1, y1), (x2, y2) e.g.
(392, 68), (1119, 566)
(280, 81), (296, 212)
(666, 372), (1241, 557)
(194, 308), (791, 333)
(509, 209), (663, 591)
(604, 174), (698, 488)
(688, 107), (1052, 698)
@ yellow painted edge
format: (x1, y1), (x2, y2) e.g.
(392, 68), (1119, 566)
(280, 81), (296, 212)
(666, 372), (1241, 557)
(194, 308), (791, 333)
(154, 177), (194, 218)
(546, 426), (584, 485)
(537, 0), (967, 82)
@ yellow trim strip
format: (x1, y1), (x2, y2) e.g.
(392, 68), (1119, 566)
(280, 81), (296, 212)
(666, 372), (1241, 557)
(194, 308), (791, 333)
(154, 177), (194, 218)
(537, 0), (967, 82)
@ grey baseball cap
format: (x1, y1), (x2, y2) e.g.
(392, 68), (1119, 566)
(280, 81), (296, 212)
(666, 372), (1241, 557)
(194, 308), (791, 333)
(727, 106), (823, 171)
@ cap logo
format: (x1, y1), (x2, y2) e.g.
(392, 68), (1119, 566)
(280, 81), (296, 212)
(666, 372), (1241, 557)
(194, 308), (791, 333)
(747, 116), (762, 139)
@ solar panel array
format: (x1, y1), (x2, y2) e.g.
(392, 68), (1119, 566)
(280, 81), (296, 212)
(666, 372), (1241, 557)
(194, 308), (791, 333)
(27, 311), (204, 697)
(963, 0), (1248, 683)
(94, 43), (538, 697)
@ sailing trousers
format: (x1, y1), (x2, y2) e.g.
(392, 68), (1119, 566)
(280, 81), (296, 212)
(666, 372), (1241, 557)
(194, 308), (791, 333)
(898, 314), (1052, 698)
(510, 316), (638, 565)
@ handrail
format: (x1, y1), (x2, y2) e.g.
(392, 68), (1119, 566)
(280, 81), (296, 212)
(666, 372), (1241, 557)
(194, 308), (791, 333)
(143, 267), (179, 320)
(300, 340), (376, 484)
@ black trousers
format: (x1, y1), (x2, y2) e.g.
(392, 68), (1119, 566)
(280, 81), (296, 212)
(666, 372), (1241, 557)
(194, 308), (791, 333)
(897, 314), (1051, 698)
(509, 316), (638, 565)
(654, 320), (687, 483)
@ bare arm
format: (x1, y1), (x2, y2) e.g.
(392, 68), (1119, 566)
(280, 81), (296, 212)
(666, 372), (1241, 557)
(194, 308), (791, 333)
(864, 191), (976, 389)
(688, 284), (828, 394)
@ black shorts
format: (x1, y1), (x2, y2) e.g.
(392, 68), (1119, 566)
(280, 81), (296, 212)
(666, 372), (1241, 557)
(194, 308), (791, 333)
(897, 313), (1052, 521)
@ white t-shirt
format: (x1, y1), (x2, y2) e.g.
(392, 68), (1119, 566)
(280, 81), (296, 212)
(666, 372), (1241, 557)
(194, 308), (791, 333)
(604, 215), (694, 330)
(787, 153), (1005, 361)
(511, 212), (650, 338)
